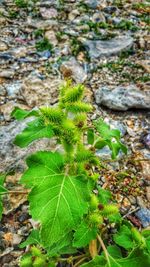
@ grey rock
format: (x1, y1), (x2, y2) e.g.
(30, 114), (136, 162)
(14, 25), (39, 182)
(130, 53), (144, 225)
(135, 208), (150, 228)
(95, 85), (150, 111)
(0, 120), (55, 172)
(60, 57), (87, 83)
(82, 35), (134, 58)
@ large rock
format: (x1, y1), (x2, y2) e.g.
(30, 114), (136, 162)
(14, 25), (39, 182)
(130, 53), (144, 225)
(82, 36), (133, 58)
(0, 120), (55, 172)
(60, 57), (87, 83)
(20, 74), (62, 107)
(95, 85), (150, 111)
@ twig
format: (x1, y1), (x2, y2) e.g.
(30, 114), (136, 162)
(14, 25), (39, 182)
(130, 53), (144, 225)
(123, 207), (140, 218)
(0, 190), (29, 195)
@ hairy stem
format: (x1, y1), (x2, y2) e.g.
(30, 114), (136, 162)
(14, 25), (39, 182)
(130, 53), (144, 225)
(97, 235), (111, 267)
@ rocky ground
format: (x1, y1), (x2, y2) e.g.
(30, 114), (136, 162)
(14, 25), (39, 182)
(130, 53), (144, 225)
(0, 0), (150, 266)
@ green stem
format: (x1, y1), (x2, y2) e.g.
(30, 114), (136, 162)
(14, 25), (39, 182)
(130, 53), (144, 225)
(74, 257), (87, 267)
(97, 235), (111, 267)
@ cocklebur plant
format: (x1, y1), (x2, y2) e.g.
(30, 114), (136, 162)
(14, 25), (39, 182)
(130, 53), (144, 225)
(0, 81), (150, 267)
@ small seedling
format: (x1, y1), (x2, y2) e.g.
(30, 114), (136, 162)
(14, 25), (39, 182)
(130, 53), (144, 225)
(35, 37), (53, 52)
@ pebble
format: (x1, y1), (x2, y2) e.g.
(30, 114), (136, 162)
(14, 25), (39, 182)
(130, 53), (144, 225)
(0, 41), (8, 52)
(0, 70), (15, 79)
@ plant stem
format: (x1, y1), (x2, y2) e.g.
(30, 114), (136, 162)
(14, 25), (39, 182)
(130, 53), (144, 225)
(97, 235), (111, 267)
(74, 257), (87, 267)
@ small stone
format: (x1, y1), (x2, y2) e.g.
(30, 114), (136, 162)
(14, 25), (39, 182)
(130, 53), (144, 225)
(92, 12), (106, 23)
(84, 0), (100, 9)
(140, 161), (150, 181)
(0, 85), (6, 96)
(141, 132), (150, 149)
(60, 57), (87, 83)
(122, 197), (131, 209)
(95, 85), (150, 111)
(0, 70), (15, 79)
(128, 196), (137, 205)
(146, 187), (150, 202)
(40, 7), (58, 19)
(12, 234), (22, 245)
(5, 82), (22, 97)
(135, 208), (150, 228)
(18, 213), (29, 223)
(45, 30), (58, 46)
(0, 41), (8, 52)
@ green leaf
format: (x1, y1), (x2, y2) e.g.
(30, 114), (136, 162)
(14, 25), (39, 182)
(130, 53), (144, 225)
(114, 225), (134, 249)
(0, 175), (7, 220)
(81, 248), (150, 267)
(81, 255), (106, 267)
(19, 230), (40, 248)
(94, 139), (107, 149)
(21, 151), (89, 247)
(95, 119), (120, 140)
(87, 129), (94, 145)
(73, 221), (97, 248)
(106, 245), (122, 259)
(14, 119), (53, 147)
(108, 213), (122, 223)
(98, 188), (111, 204)
(47, 232), (76, 256)
(11, 107), (39, 120)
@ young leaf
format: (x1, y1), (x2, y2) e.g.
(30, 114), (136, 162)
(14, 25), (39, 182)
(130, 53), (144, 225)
(73, 221), (97, 248)
(106, 245), (122, 259)
(11, 107), (39, 120)
(21, 151), (89, 247)
(19, 229), (41, 248)
(94, 119), (127, 159)
(87, 129), (94, 145)
(98, 188), (111, 205)
(81, 255), (106, 267)
(114, 225), (134, 249)
(0, 175), (7, 220)
(14, 119), (53, 147)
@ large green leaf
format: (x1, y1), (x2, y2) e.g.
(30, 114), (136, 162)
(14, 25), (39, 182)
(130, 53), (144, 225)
(73, 221), (97, 248)
(14, 119), (53, 147)
(0, 175), (7, 220)
(11, 107), (39, 120)
(21, 152), (89, 247)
